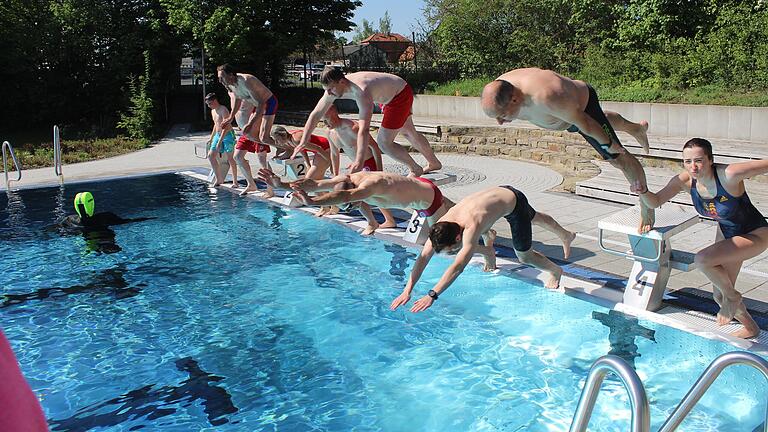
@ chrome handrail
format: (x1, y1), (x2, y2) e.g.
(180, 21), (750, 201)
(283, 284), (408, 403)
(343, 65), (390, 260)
(2, 141), (22, 187)
(569, 355), (650, 432)
(53, 125), (63, 181)
(658, 351), (768, 432)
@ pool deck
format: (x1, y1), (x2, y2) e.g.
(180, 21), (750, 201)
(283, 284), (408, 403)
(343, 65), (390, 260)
(6, 122), (768, 346)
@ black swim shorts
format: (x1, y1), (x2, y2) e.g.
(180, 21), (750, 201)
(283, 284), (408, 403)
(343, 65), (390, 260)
(566, 85), (621, 160)
(500, 186), (536, 252)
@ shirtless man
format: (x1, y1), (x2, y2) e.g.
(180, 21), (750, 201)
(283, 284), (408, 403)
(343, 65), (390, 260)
(217, 64), (278, 197)
(204, 93), (238, 188)
(293, 67), (442, 177)
(390, 186), (575, 313)
(324, 104), (383, 176)
(257, 169), (401, 235)
(481, 68), (654, 233)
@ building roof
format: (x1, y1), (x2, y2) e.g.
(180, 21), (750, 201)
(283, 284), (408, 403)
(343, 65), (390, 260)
(360, 33), (411, 44)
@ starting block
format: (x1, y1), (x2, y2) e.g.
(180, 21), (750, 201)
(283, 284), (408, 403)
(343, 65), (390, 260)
(270, 158), (307, 181)
(402, 172), (457, 245)
(282, 191), (303, 207)
(597, 205), (699, 311)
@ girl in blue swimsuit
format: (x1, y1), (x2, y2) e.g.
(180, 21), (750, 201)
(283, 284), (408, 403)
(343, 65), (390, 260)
(633, 138), (768, 339)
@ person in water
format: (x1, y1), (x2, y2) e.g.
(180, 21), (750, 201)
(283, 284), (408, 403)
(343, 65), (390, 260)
(55, 192), (153, 253)
(632, 138), (768, 339)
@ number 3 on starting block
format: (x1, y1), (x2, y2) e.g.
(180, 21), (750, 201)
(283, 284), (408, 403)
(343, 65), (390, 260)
(403, 211), (429, 245)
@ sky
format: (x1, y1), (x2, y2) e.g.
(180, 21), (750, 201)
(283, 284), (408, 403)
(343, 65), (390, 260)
(339, 0), (427, 42)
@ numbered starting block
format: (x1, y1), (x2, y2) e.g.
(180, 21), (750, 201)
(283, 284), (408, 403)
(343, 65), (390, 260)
(282, 191), (303, 208)
(597, 205), (699, 311)
(269, 158), (307, 181)
(401, 172), (457, 245)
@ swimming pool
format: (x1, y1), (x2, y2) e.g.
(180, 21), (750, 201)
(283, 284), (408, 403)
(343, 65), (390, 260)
(1, 173), (765, 431)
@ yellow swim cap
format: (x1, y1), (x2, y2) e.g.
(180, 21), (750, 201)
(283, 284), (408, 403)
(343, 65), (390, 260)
(74, 192), (95, 217)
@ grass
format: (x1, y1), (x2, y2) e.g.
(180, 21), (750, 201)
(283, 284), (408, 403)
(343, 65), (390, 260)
(426, 78), (768, 106)
(3, 137), (148, 170)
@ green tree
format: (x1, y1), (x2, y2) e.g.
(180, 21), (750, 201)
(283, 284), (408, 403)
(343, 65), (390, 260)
(353, 18), (377, 42)
(379, 11), (392, 34)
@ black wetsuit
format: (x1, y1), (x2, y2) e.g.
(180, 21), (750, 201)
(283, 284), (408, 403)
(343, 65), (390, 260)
(566, 84), (621, 160)
(500, 186), (536, 252)
(54, 213), (153, 254)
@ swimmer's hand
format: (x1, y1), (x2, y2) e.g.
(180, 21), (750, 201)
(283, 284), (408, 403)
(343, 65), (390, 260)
(290, 144), (306, 160)
(257, 168), (282, 188)
(389, 292), (411, 311)
(348, 160), (363, 173)
(290, 178), (319, 192)
(291, 189), (313, 206)
(410, 295), (434, 313)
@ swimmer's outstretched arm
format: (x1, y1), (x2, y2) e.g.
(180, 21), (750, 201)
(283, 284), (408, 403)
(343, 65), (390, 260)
(291, 186), (374, 206)
(390, 240), (436, 311)
(410, 230), (478, 313)
(290, 174), (350, 193)
(632, 173), (686, 209)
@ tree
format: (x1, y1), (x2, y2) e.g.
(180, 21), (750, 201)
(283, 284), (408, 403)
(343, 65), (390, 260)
(379, 11), (392, 34)
(352, 18), (377, 42)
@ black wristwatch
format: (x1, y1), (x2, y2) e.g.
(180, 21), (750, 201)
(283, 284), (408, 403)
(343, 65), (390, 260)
(427, 290), (439, 300)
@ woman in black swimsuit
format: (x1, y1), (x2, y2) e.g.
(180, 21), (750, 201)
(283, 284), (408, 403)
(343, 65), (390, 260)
(633, 138), (768, 339)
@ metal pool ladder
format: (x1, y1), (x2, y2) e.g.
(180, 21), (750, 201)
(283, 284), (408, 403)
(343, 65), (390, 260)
(53, 125), (63, 183)
(2, 140), (22, 188)
(569, 351), (768, 432)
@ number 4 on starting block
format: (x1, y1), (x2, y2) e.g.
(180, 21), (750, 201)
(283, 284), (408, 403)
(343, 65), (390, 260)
(402, 211), (430, 245)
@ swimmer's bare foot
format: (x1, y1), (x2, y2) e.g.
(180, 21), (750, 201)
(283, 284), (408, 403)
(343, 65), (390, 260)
(545, 267), (563, 289)
(423, 162), (442, 174)
(408, 165), (424, 177)
(639, 203), (654, 234)
(635, 120), (650, 154)
(229, 181), (240, 189)
(316, 206), (330, 217)
(562, 231), (576, 260)
(731, 306), (760, 339)
(239, 186), (258, 196)
(361, 222), (379, 236)
(716, 291), (742, 325)
(379, 220), (398, 229)
(326, 206), (340, 215)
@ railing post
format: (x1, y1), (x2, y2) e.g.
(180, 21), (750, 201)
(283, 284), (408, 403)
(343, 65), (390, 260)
(569, 355), (650, 432)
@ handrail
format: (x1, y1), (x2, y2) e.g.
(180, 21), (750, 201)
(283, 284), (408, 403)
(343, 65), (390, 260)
(194, 141), (208, 159)
(569, 355), (650, 432)
(53, 125), (63, 180)
(2, 141), (22, 187)
(658, 351), (768, 432)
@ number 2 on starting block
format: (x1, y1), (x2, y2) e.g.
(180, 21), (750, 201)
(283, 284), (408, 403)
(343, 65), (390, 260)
(402, 211), (429, 245)
(284, 160), (306, 180)
(282, 191), (303, 208)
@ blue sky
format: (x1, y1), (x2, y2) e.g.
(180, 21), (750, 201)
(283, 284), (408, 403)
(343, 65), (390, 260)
(340, 0), (427, 41)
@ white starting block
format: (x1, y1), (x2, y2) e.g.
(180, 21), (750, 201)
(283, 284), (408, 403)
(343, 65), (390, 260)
(597, 205), (699, 311)
(269, 158), (307, 181)
(402, 172), (457, 245)
(282, 191), (303, 207)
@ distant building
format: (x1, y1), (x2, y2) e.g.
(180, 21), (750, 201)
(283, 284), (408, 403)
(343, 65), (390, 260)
(336, 33), (414, 69)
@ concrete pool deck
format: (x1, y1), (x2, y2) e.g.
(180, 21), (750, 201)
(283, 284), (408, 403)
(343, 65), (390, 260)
(5, 123), (768, 344)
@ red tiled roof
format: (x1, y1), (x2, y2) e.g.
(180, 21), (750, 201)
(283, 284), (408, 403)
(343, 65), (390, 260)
(361, 33), (411, 43)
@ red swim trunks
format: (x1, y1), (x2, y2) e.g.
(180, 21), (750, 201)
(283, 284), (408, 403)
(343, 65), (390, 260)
(380, 84), (413, 130)
(361, 156), (379, 172)
(290, 132), (331, 153)
(414, 177), (443, 217)
(235, 135), (270, 153)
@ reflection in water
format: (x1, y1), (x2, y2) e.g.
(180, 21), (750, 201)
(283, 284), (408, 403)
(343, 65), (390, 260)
(3, 189), (33, 241)
(49, 357), (238, 431)
(1, 266), (144, 308)
(271, 206), (287, 230)
(384, 244), (416, 281)
(592, 310), (656, 368)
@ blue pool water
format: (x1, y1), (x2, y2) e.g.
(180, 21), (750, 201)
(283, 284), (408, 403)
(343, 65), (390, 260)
(0, 173), (765, 431)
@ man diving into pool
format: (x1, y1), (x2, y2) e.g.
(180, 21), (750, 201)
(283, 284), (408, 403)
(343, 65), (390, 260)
(53, 192), (154, 253)
(257, 169), (446, 236)
(481, 68), (654, 233)
(390, 186), (575, 313)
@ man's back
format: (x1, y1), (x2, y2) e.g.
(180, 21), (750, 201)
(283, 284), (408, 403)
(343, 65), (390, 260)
(344, 71), (406, 104)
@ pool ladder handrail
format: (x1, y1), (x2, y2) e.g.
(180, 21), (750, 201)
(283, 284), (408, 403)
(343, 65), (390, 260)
(53, 125), (63, 182)
(2, 140), (22, 188)
(569, 351), (768, 432)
